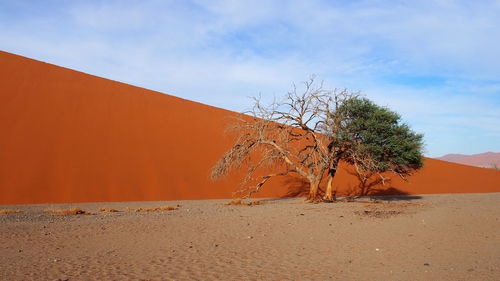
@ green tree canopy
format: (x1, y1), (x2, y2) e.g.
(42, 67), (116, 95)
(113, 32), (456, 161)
(336, 97), (424, 178)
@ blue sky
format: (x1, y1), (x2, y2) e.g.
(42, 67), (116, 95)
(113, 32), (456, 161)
(1, 0), (499, 157)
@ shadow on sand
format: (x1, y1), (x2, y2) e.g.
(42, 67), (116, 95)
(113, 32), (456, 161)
(280, 176), (311, 198)
(367, 187), (422, 201)
(279, 175), (422, 201)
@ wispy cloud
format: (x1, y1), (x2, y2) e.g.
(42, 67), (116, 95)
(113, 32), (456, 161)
(0, 0), (499, 156)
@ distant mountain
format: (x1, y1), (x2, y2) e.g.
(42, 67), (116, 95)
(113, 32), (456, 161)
(438, 154), (469, 162)
(437, 152), (500, 169)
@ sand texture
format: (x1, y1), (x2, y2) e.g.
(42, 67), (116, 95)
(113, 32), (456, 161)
(1, 51), (500, 205)
(1, 193), (499, 280)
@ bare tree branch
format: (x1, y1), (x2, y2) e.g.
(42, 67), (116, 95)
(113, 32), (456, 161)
(211, 77), (359, 201)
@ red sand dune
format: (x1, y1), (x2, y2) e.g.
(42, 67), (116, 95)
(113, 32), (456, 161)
(437, 152), (500, 168)
(1, 51), (499, 204)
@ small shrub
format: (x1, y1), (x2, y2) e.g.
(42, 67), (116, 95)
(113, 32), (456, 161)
(99, 207), (120, 213)
(44, 207), (92, 216)
(225, 198), (263, 206)
(0, 209), (23, 215)
(135, 206), (179, 212)
(355, 209), (401, 218)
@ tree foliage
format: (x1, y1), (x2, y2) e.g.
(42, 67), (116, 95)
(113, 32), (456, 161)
(337, 98), (424, 187)
(211, 78), (425, 202)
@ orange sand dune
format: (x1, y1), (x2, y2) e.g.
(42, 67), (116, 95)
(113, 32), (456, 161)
(1, 51), (499, 204)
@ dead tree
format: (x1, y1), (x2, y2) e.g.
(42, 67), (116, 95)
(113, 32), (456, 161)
(210, 77), (356, 202)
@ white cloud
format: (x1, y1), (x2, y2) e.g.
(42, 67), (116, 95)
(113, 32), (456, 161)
(0, 0), (499, 156)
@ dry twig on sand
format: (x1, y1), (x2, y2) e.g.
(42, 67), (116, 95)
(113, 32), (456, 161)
(225, 198), (264, 206)
(0, 209), (23, 215)
(134, 205), (180, 212)
(98, 207), (120, 213)
(44, 207), (92, 216)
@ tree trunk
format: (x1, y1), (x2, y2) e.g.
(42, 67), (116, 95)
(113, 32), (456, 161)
(308, 181), (320, 202)
(323, 168), (337, 201)
(323, 158), (340, 201)
(360, 178), (367, 196)
(323, 174), (335, 201)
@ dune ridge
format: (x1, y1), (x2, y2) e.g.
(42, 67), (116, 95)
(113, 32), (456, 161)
(1, 50), (500, 205)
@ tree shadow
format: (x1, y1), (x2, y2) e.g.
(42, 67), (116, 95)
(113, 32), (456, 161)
(366, 187), (422, 201)
(279, 170), (422, 201)
(343, 169), (422, 201)
(280, 175), (311, 198)
(341, 185), (422, 201)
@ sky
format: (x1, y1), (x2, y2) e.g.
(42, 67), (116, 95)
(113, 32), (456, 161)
(1, 0), (499, 157)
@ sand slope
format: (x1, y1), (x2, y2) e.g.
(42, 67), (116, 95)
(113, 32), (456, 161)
(1, 51), (500, 204)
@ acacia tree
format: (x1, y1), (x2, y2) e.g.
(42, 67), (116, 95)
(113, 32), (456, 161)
(325, 97), (425, 199)
(211, 78), (424, 202)
(211, 78), (352, 201)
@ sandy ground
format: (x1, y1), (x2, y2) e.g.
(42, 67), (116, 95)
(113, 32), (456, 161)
(1, 193), (499, 281)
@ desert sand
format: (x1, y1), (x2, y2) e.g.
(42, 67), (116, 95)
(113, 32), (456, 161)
(1, 51), (500, 205)
(1, 193), (499, 280)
